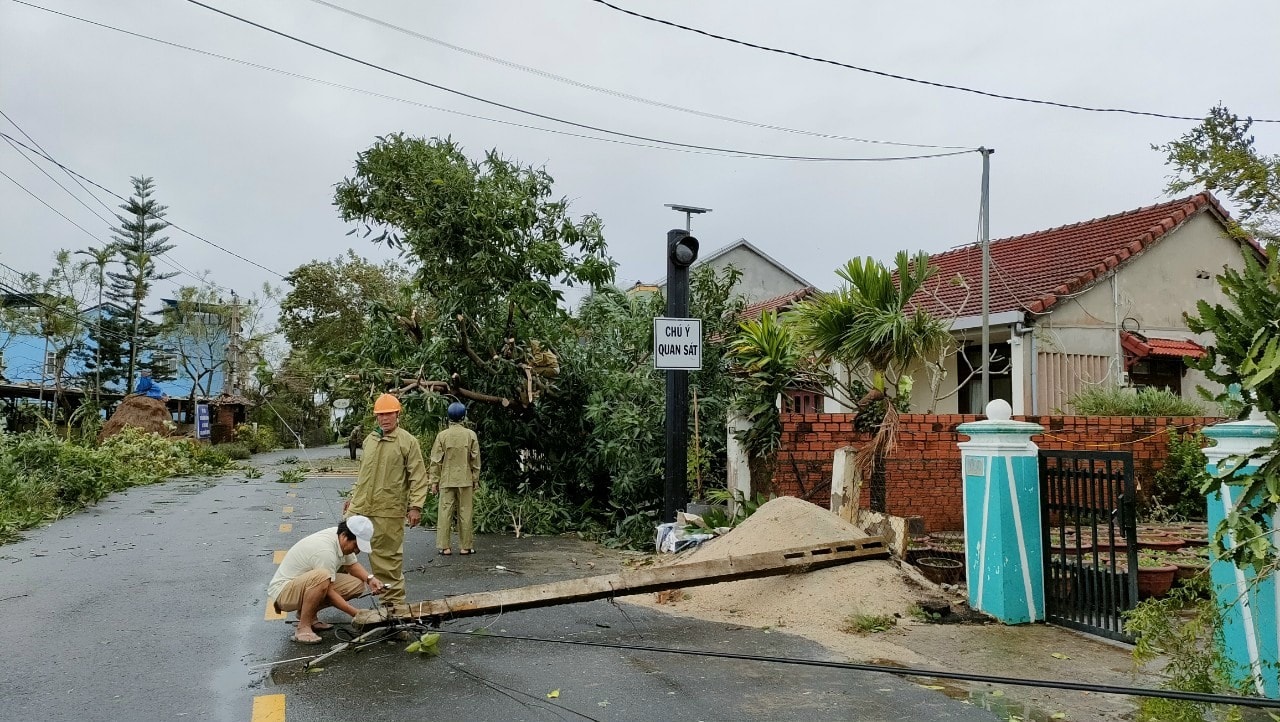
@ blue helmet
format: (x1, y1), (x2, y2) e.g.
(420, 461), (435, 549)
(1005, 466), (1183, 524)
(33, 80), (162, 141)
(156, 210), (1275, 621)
(447, 402), (467, 422)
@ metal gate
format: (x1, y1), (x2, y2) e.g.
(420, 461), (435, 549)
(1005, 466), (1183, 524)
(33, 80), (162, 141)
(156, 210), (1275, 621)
(1039, 449), (1139, 642)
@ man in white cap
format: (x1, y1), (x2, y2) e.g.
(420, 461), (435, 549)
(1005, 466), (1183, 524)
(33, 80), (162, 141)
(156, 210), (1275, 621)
(267, 515), (384, 644)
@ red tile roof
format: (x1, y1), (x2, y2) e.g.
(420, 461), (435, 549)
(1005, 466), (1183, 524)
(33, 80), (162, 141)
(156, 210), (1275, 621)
(910, 192), (1248, 318)
(1121, 331), (1206, 365)
(736, 286), (816, 322)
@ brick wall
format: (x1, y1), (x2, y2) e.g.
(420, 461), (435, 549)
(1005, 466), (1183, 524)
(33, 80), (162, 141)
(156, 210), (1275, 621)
(774, 413), (1222, 532)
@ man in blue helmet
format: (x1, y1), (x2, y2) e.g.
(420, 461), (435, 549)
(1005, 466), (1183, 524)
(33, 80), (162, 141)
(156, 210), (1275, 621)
(429, 401), (481, 555)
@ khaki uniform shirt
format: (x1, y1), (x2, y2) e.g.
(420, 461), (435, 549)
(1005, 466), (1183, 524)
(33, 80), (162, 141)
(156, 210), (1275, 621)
(429, 422), (480, 489)
(267, 527), (356, 599)
(347, 426), (429, 517)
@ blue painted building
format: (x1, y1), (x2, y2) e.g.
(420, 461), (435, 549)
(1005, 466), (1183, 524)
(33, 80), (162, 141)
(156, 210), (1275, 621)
(0, 294), (229, 424)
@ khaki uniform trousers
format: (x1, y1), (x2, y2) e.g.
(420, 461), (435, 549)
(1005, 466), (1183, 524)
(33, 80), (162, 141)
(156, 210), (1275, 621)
(368, 514), (407, 606)
(273, 569), (363, 613)
(437, 485), (474, 551)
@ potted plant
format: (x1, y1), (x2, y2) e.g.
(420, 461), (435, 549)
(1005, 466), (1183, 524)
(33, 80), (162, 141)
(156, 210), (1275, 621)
(915, 556), (964, 585)
(1134, 550), (1178, 599)
(1136, 535), (1185, 552)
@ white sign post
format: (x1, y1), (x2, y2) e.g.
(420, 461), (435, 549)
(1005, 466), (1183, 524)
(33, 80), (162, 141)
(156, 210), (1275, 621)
(653, 317), (702, 370)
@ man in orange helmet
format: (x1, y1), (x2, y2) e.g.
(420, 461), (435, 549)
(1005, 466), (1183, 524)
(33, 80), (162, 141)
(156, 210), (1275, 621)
(343, 393), (428, 609)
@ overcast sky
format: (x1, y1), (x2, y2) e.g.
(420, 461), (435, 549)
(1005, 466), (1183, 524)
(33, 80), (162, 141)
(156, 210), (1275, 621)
(3, 0), (1279, 322)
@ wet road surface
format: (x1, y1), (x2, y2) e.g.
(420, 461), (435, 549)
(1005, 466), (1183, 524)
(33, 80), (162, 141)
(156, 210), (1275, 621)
(1, 456), (1000, 721)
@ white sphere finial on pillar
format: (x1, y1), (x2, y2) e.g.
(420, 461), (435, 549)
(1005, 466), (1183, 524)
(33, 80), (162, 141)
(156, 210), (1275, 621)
(985, 399), (1013, 421)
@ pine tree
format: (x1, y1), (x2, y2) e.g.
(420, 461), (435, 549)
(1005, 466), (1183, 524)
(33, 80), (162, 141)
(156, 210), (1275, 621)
(83, 177), (178, 393)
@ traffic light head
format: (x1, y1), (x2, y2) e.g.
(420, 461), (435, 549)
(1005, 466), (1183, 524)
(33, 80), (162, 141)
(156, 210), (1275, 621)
(667, 230), (699, 269)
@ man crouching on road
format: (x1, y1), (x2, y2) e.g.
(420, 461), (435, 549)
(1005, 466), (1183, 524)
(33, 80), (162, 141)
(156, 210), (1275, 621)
(267, 515), (384, 644)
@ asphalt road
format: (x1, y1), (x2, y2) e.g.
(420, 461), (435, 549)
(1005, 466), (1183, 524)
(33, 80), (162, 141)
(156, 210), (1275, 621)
(0, 455), (1001, 722)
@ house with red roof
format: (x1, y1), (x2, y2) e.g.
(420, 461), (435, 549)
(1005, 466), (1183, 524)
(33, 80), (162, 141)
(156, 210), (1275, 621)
(906, 191), (1263, 415)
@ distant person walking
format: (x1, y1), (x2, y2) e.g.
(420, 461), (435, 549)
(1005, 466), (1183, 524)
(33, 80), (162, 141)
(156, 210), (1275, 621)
(430, 402), (481, 556)
(343, 394), (429, 608)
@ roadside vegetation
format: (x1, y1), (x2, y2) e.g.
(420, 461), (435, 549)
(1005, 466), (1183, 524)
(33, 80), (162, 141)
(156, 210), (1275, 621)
(1067, 386), (1207, 417)
(0, 427), (233, 543)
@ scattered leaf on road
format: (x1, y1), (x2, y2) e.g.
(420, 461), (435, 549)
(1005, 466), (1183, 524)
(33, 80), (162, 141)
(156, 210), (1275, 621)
(1050, 652), (1071, 660)
(546, 689), (560, 699)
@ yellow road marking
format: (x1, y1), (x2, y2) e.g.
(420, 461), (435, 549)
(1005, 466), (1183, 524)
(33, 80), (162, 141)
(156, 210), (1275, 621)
(273, 550), (286, 564)
(251, 693), (285, 722)
(279, 523), (292, 532)
(264, 597), (286, 621)
(282, 506), (293, 514)
(286, 492), (297, 498)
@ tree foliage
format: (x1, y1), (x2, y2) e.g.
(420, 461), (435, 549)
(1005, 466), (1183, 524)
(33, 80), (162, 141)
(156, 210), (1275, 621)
(279, 251), (406, 369)
(333, 134), (614, 410)
(1157, 104), (1280, 245)
(786, 250), (951, 511)
(83, 176), (178, 392)
(1186, 245), (1280, 575)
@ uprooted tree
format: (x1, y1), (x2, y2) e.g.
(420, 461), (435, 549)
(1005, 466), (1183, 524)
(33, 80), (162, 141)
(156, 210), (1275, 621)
(333, 134), (614, 411)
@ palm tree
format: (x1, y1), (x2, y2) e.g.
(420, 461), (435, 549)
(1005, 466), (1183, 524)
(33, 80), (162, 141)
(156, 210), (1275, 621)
(75, 244), (115, 397)
(788, 250), (951, 512)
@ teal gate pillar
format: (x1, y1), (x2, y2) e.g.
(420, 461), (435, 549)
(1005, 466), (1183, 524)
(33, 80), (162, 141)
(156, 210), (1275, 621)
(957, 399), (1045, 624)
(1203, 411), (1279, 699)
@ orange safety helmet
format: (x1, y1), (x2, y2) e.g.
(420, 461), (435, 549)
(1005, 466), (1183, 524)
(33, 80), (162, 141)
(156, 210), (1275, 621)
(372, 393), (402, 414)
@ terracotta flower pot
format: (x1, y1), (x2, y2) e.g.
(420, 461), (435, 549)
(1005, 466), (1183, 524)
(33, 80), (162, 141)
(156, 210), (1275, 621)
(1093, 538), (1129, 553)
(915, 557), (964, 585)
(1135, 563), (1178, 599)
(1171, 561), (1207, 582)
(1137, 536), (1185, 551)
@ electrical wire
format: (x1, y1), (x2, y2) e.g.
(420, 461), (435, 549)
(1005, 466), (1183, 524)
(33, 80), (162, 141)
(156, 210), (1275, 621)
(588, 0), (1280, 124)
(0, 131), (286, 279)
(1, 110), (215, 288)
(0, 108), (117, 217)
(434, 627), (1280, 709)
(4, 2), (858, 164)
(302, 0), (969, 151)
(0, 270), (238, 365)
(178, 0), (976, 163)
(0, 167), (106, 246)
(1, 153), (194, 296)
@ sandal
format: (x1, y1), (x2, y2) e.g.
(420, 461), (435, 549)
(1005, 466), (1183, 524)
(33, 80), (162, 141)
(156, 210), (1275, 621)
(438, 549), (452, 556)
(292, 619), (334, 630)
(459, 549), (475, 556)
(292, 631), (323, 644)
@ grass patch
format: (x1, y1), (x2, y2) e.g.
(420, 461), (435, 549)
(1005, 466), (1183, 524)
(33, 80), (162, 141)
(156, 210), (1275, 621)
(907, 604), (943, 623)
(842, 613), (897, 635)
(277, 468), (307, 484)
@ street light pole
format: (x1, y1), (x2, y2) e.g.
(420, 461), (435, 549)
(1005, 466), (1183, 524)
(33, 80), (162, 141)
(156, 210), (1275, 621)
(979, 148), (994, 409)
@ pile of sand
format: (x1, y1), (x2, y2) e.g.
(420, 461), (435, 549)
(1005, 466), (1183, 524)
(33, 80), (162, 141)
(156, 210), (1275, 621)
(674, 496), (872, 562)
(632, 497), (949, 660)
(98, 395), (172, 442)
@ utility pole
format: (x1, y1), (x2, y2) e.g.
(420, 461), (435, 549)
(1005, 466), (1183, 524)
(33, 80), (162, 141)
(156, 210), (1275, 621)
(224, 291), (242, 396)
(979, 147), (994, 409)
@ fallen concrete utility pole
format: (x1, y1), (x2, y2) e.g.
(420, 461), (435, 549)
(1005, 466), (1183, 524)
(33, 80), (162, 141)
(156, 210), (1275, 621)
(354, 536), (889, 627)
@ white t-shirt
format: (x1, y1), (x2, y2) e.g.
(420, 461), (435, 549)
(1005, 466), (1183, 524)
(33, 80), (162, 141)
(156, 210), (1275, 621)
(267, 527), (358, 599)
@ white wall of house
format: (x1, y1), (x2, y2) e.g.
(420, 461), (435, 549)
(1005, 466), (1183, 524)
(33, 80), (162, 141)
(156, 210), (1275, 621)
(901, 214), (1252, 416)
(659, 244), (809, 304)
(1031, 213), (1249, 413)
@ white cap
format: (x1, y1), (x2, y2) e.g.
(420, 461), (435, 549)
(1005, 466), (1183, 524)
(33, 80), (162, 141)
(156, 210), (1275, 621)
(345, 515), (374, 554)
